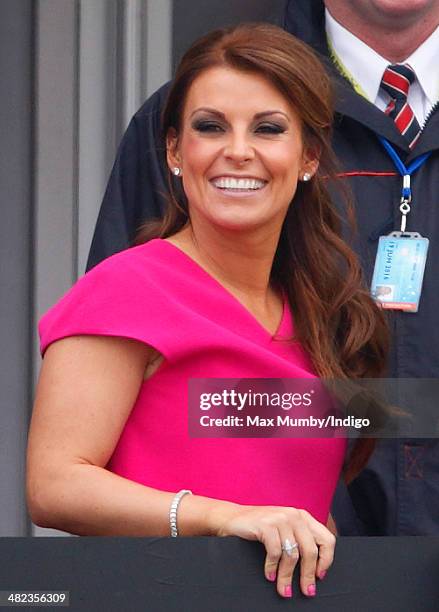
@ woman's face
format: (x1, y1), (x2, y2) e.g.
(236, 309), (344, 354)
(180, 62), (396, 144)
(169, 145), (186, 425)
(167, 66), (318, 235)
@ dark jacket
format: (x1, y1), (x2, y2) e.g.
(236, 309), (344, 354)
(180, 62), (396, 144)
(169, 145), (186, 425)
(87, 0), (439, 535)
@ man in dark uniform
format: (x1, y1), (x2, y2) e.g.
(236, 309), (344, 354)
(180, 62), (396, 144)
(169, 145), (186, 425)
(87, 0), (439, 535)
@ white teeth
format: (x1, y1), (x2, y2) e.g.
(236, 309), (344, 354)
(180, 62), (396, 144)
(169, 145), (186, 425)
(212, 177), (266, 190)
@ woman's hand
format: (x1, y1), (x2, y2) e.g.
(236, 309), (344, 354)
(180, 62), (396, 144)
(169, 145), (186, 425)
(208, 504), (335, 599)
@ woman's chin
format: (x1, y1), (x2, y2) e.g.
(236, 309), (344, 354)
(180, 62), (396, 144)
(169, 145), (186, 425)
(206, 214), (276, 234)
(189, 197), (285, 234)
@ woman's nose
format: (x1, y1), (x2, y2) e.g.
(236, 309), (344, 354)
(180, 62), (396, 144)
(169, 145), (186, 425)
(223, 132), (255, 164)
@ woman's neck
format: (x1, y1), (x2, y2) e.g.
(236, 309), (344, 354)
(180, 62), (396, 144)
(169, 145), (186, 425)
(166, 223), (280, 307)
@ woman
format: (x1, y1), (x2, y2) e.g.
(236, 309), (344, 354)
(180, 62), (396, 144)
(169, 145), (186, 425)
(26, 24), (388, 599)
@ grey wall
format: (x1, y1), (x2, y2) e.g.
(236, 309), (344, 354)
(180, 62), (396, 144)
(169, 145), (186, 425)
(0, 0), (33, 536)
(173, 0), (285, 66)
(0, 0), (285, 536)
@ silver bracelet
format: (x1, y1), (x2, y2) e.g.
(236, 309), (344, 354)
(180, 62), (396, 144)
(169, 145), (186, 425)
(169, 489), (192, 537)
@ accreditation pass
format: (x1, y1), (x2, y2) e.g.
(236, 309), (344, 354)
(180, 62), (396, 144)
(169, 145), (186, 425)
(371, 231), (429, 313)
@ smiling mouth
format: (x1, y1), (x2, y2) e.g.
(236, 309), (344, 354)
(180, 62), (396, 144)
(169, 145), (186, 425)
(210, 177), (268, 192)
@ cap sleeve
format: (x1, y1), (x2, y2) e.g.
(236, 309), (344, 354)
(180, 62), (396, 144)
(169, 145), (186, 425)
(39, 246), (175, 359)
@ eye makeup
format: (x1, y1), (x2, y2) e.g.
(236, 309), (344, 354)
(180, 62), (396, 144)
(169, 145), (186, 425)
(190, 113), (289, 136)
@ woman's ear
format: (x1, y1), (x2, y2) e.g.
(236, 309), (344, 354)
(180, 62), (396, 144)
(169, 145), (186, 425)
(166, 127), (181, 173)
(300, 145), (320, 181)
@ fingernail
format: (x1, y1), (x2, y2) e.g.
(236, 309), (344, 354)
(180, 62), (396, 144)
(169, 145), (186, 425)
(283, 585), (293, 598)
(319, 570), (327, 580)
(307, 584), (316, 597)
(267, 572), (276, 582)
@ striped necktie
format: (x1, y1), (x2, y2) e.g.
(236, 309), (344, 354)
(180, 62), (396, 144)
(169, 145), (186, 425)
(380, 64), (421, 148)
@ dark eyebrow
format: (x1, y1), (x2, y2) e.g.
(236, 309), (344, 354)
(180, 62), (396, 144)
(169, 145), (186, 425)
(254, 111), (290, 122)
(190, 108), (226, 119)
(190, 107), (290, 121)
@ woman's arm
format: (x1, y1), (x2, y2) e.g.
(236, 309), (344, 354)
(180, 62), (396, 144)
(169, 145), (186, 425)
(27, 335), (226, 536)
(26, 335), (335, 598)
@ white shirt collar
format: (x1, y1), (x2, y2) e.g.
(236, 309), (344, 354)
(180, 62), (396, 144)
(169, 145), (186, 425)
(406, 24), (439, 107)
(325, 8), (388, 103)
(325, 7), (439, 108)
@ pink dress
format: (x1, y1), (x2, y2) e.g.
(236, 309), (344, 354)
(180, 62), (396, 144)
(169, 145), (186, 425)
(39, 239), (346, 524)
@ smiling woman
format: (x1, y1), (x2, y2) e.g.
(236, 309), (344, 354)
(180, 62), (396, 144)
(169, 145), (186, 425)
(27, 23), (389, 601)
(160, 64), (315, 338)
(166, 67), (313, 235)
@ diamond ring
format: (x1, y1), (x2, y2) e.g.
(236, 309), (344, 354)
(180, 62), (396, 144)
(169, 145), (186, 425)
(281, 539), (299, 557)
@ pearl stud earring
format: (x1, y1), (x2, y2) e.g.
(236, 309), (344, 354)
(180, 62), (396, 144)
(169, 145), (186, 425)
(172, 167), (182, 177)
(302, 172), (312, 182)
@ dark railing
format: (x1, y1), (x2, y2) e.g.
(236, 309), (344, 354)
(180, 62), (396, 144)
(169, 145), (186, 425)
(1, 537), (439, 611)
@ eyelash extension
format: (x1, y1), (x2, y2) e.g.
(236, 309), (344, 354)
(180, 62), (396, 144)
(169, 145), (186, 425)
(192, 120), (224, 133)
(256, 123), (286, 134)
(191, 120), (286, 134)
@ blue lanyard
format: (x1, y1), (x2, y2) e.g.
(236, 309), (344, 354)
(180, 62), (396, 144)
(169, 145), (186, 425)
(377, 136), (431, 232)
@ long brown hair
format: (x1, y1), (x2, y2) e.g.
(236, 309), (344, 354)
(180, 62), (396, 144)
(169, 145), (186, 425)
(136, 23), (389, 481)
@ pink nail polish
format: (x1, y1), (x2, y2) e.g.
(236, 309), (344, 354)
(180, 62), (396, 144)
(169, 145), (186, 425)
(267, 572), (276, 582)
(284, 585), (293, 598)
(307, 584), (316, 597)
(319, 570), (327, 580)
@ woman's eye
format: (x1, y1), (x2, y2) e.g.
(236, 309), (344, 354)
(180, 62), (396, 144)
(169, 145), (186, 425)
(192, 121), (224, 133)
(255, 123), (286, 134)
